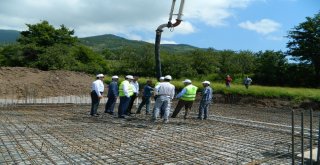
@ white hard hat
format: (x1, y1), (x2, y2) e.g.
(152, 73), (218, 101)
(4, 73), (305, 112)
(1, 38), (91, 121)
(183, 79), (192, 83)
(96, 74), (104, 78)
(202, 81), (210, 85)
(164, 75), (172, 80)
(112, 75), (119, 79)
(126, 75), (134, 79)
(159, 77), (165, 80)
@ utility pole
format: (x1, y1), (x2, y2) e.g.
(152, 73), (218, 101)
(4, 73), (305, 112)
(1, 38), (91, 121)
(154, 0), (185, 80)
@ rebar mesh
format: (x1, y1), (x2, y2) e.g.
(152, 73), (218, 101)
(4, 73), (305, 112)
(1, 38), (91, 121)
(1, 102), (317, 164)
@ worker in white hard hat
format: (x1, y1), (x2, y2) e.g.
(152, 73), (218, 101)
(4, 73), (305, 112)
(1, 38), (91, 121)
(153, 75), (175, 123)
(171, 79), (198, 119)
(117, 75), (134, 118)
(154, 76), (165, 117)
(155, 76), (165, 87)
(198, 81), (213, 120)
(90, 74), (105, 117)
(105, 75), (119, 115)
(126, 76), (139, 116)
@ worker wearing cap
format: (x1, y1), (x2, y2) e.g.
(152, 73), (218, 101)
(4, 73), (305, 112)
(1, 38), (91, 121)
(118, 75), (134, 118)
(90, 74), (105, 117)
(126, 76), (139, 116)
(198, 81), (213, 120)
(171, 79), (198, 119)
(153, 75), (175, 123)
(105, 75), (119, 115)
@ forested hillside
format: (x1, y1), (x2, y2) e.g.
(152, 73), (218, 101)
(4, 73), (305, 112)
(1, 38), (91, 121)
(80, 34), (198, 54)
(0, 30), (20, 43)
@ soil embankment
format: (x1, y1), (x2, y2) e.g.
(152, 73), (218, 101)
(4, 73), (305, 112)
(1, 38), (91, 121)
(0, 67), (318, 110)
(0, 67), (93, 98)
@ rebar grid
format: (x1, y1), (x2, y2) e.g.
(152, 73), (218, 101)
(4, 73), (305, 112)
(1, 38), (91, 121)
(0, 104), (317, 165)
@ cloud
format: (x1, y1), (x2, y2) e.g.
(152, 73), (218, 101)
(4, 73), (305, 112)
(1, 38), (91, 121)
(266, 35), (284, 41)
(0, 0), (256, 40)
(238, 19), (281, 35)
(146, 39), (178, 45)
(185, 0), (254, 26)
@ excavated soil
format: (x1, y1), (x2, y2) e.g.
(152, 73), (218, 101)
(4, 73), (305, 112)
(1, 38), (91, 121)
(0, 67), (318, 110)
(0, 67), (93, 98)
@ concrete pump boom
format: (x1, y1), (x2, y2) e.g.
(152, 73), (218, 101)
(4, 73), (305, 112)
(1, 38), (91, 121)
(155, 0), (185, 80)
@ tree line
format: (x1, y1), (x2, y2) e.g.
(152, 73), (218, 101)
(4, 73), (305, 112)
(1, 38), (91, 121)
(0, 11), (319, 87)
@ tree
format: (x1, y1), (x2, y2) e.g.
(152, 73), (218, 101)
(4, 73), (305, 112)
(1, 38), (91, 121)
(71, 45), (109, 74)
(36, 44), (73, 70)
(18, 21), (77, 47)
(254, 50), (288, 86)
(287, 12), (320, 83)
(216, 50), (237, 78)
(190, 49), (218, 75)
(234, 50), (256, 77)
(162, 53), (196, 78)
(0, 44), (25, 66)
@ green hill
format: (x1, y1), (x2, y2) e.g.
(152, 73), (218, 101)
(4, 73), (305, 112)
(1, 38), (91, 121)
(0, 30), (20, 44)
(80, 34), (199, 54)
(80, 34), (151, 51)
(0, 29), (200, 54)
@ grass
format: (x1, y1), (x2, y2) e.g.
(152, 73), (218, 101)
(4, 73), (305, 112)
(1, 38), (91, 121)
(105, 77), (320, 103)
(214, 84), (320, 102)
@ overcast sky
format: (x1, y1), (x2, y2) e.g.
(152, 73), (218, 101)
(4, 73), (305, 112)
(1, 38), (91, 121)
(0, 0), (319, 51)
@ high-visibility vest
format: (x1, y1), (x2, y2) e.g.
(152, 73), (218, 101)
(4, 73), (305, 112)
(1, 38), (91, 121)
(155, 82), (160, 87)
(181, 84), (198, 101)
(119, 80), (134, 97)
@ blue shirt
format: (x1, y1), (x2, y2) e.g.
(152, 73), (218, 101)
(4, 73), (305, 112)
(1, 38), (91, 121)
(143, 85), (153, 97)
(176, 88), (187, 99)
(201, 86), (213, 102)
(107, 81), (118, 97)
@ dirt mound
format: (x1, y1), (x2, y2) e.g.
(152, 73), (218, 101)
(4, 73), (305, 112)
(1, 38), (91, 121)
(0, 67), (318, 110)
(0, 67), (94, 98)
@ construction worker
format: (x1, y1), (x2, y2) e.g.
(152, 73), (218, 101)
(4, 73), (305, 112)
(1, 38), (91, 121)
(136, 80), (153, 115)
(243, 76), (252, 89)
(118, 75), (134, 118)
(154, 76), (165, 117)
(153, 75), (175, 123)
(126, 76), (139, 116)
(104, 75), (119, 115)
(198, 81), (213, 120)
(225, 75), (232, 88)
(155, 76), (164, 87)
(90, 74), (105, 117)
(171, 79), (198, 119)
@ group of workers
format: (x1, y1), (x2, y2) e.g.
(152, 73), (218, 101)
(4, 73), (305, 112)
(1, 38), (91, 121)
(90, 74), (213, 123)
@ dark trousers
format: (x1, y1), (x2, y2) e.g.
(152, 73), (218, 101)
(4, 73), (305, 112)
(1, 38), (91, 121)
(105, 96), (117, 113)
(136, 96), (151, 114)
(171, 100), (194, 119)
(118, 96), (131, 117)
(126, 93), (137, 114)
(90, 91), (100, 115)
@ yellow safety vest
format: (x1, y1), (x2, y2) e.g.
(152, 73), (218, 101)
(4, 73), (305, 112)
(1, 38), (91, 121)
(119, 80), (134, 97)
(181, 84), (198, 101)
